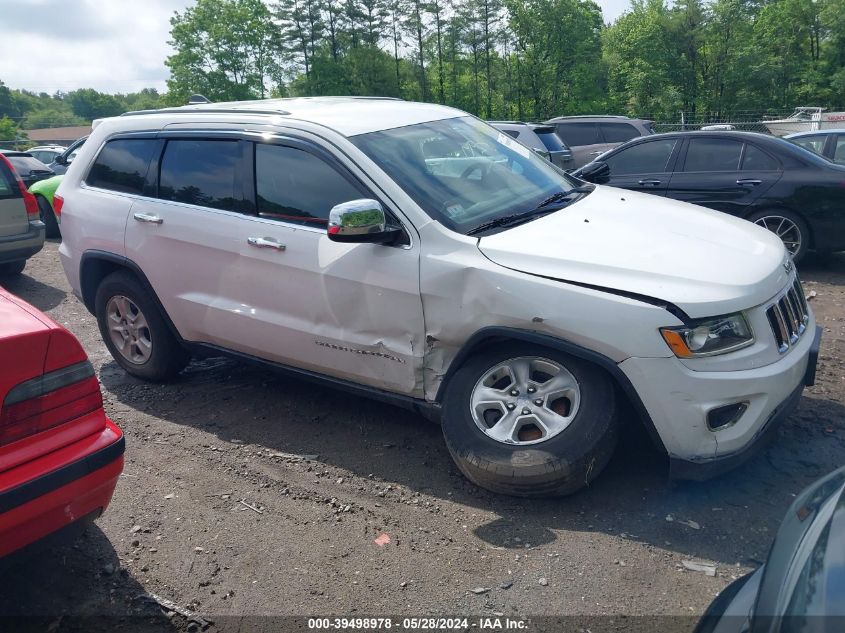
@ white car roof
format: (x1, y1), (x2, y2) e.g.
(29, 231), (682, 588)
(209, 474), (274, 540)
(121, 97), (466, 137)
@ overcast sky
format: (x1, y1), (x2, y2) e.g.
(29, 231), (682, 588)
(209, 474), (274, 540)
(0, 0), (631, 95)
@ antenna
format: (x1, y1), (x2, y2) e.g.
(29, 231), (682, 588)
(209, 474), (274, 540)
(187, 94), (211, 105)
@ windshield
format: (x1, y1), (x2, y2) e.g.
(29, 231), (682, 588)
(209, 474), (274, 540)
(351, 116), (582, 234)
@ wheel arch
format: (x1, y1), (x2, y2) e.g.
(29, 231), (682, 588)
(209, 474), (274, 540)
(79, 250), (184, 342)
(434, 327), (667, 453)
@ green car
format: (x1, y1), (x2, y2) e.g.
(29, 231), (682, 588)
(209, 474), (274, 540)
(28, 174), (63, 238)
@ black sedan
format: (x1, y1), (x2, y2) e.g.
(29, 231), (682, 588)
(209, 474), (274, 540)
(573, 131), (845, 262)
(0, 151), (54, 187)
(695, 466), (845, 633)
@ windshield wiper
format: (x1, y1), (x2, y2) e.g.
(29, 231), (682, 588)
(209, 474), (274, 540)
(466, 186), (594, 236)
(535, 186), (593, 208)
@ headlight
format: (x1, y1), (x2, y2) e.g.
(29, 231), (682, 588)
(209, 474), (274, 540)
(660, 313), (753, 358)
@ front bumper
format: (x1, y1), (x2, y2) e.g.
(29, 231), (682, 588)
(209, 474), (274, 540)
(0, 221), (45, 264)
(619, 323), (819, 479)
(0, 420), (124, 559)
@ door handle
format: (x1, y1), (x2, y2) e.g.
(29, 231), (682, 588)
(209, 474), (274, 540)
(736, 179), (762, 186)
(588, 151), (603, 156)
(637, 179), (661, 186)
(133, 212), (163, 224)
(247, 236), (286, 251)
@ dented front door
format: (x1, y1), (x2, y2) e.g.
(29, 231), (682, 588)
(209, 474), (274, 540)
(215, 138), (425, 396)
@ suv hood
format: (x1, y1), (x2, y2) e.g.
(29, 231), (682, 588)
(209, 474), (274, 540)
(477, 186), (791, 318)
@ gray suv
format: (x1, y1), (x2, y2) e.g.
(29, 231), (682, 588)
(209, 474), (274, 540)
(488, 121), (573, 169)
(545, 115), (654, 168)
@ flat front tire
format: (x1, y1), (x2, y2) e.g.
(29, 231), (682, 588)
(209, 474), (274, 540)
(441, 342), (619, 497)
(95, 270), (189, 381)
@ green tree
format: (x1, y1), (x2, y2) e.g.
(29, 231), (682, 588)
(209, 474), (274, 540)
(67, 89), (124, 119)
(0, 115), (20, 141)
(166, 0), (279, 103)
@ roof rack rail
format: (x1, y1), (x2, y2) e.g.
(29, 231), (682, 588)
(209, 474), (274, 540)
(121, 107), (292, 117)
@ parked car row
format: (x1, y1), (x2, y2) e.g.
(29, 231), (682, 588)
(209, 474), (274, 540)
(488, 115), (656, 171)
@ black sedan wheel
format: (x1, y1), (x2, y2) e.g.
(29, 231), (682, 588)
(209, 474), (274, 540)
(748, 209), (810, 262)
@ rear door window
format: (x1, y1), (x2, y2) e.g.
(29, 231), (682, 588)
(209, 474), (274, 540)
(555, 122), (601, 146)
(599, 122), (640, 143)
(254, 143), (364, 227)
(604, 139), (678, 175)
(87, 138), (159, 195)
(683, 138), (743, 172)
(158, 139), (240, 211)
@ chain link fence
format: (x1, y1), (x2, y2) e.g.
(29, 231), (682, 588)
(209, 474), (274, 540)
(650, 109), (799, 134)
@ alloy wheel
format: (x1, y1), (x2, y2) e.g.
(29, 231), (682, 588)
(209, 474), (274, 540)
(753, 215), (802, 258)
(106, 295), (152, 364)
(470, 356), (581, 445)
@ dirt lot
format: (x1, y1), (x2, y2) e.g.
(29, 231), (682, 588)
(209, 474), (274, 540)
(2, 241), (844, 633)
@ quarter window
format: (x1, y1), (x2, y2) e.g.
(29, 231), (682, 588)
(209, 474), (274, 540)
(742, 144), (779, 171)
(603, 139), (677, 175)
(87, 138), (158, 195)
(158, 140), (239, 211)
(255, 144), (364, 226)
(683, 138), (743, 172)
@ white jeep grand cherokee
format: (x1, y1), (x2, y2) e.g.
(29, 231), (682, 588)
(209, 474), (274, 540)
(57, 97), (820, 496)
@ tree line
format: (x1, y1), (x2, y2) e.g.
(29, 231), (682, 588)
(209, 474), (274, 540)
(2, 0), (843, 142)
(165, 0), (844, 122)
(0, 83), (166, 139)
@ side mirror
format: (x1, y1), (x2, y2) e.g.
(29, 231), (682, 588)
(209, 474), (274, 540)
(327, 199), (402, 244)
(53, 155), (66, 166)
(576, 160), (610, 184)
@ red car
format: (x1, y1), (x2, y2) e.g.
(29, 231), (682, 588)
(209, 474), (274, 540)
(0, 287), (123, 560)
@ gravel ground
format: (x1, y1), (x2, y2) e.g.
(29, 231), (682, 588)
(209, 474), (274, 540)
(1, 241), (844, 633)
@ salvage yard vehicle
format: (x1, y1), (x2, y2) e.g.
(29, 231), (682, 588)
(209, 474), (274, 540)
(695, 465), (845, 633)
(0, 150), (54, 187)
(0, 287), (124, 562)
(28, 175), (63, 238)
(786, 128), (845, 165)
(48, 136), (87, 176)
(573, 130), (845, 262)
(544, 115), (655, 168)
(488, 122), (574, 169)
(0, 153), (45, 278)
(57, 98), (819, 496)
(25, 145), (67, 166)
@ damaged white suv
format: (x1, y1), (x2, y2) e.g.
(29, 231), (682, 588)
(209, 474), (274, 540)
(57, 98), (820, 496)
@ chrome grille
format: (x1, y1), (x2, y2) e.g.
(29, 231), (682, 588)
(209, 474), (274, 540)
(766, 278), (809, 353)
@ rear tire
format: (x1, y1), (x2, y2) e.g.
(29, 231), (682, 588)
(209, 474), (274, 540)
(95, 270), (189, 381)
(37, 195), (60, 239)
(747, 208), (810, 263)
(0, 260), (26, 277)
(441, 342), (619, 497)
